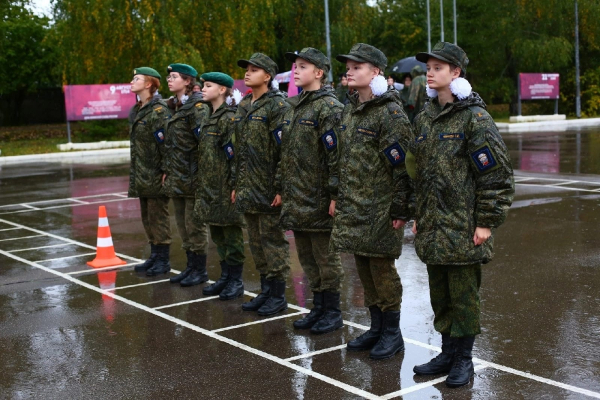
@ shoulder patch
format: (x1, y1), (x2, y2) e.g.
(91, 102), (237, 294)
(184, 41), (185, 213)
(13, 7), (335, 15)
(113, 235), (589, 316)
(321, 129), (337, 151)
(272, 126), (283, 145)
(298, 119), (319, 127)
(387, 102), (406, 119)
(470, 142), (499, 173)
(153, 105), (164, 114)
(278, 100), (287, 108)
(153, 128), (165, 144)
(223, 142), (235, 160)
(383, 143), (406, 166)
(468, 106), (489, 122)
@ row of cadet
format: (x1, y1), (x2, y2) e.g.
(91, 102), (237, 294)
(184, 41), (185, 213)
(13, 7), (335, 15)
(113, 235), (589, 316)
(127, 41), (514, 389)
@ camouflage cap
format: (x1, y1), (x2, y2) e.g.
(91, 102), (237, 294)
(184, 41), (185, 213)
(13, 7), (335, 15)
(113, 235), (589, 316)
(237, 53), (278, 78)
(416, 42), (469, 73)
(336, 43), (387, 71)
(285, 47), (331, 73)
(133, 67), (161, 80)
(167, 63), (198, 78)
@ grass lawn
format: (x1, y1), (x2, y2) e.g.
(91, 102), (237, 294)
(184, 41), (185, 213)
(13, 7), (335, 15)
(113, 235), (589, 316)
(0, 138), (67, 156)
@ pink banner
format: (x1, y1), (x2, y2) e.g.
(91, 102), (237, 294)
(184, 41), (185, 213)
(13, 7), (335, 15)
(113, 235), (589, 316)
(520, 73), (560, 100)
(64, 84), (137, 121)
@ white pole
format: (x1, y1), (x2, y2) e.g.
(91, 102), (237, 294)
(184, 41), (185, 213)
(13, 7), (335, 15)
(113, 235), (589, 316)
(453, 0), (457, 44)
(324, 0), (333, 83)
(440, 0), (444, 42)
(427, 0), (431, 52)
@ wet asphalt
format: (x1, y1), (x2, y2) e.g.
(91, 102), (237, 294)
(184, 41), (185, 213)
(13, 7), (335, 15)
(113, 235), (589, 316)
(0, 127), (599, 399)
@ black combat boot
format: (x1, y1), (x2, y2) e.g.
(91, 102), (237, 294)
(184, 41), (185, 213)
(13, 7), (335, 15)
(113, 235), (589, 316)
(293, 292), (324, 329)
(203, 260), (229, 295)
(169, 250), (194, 283)
(180, 253), (209, 287)
(242, 275), (270, 311)
(347, 306), (383, 351)
(413, 334), (457, 375)
(369, 311), (404, 359)
(219, 263), (244, 300)
(446, 336), (475, 388)
(135, 244), (157, 272)
(146, 245), (171, 276)
(257, 279), (287, 316)
(310, 291), (343, 334)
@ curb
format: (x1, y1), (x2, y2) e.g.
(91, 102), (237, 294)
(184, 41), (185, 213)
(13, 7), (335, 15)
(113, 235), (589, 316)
(497, 118), (600, 133)
(0, 148), (130, 165)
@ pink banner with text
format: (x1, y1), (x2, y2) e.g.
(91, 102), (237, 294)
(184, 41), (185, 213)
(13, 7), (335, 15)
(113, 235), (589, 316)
(64, 84), (137, 121)
(519, 73), (560, 100)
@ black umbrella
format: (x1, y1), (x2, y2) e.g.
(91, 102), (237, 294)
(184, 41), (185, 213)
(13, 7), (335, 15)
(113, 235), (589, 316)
(389, 56), (426, 74)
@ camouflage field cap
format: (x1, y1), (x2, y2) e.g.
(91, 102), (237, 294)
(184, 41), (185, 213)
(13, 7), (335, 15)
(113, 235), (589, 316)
(167, 63), (198, 78)
(336, 43), (387, 71)
(237, 53), (278, 78)
(133, 67), (161, 80)
(416, 42), (469, 73)
(285, 47), (331, 73)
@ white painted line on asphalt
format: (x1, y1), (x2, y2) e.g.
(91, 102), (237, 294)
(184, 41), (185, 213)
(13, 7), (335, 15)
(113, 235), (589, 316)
(113, 279), (171, 290)
(153, 295), (220, 310)
(211, 311), (305, 333)
(111, 194), (129, 198)
(285, 344), (348, 362)
(0, 249), (382, 400)
(380, 364), (488, 399)
(0, 192), (127, 209)
(0, 197), (136, 215)
(68, 198), (89, 204)
(513, 177), (535, 182)
(8, 243), (72, 253)
(66, 262), (145, 275)
(20, 204), (40, 210)
(0, 227), (20, 232)
(551, 180), (579, 186)
(0, 234), (45, 242)
(34, 252), (96, 263)
(517, 183), (600, 194)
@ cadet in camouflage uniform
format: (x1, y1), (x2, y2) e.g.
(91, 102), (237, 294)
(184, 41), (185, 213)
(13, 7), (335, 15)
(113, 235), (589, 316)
(276, 48), (345, 334)
(335, 73), (349, 105)
(331, 44), (413, 360)
(162, 63), (210, 286)
(400, 74), (413, 121)
(407, 65), (427, 121)
(128, 67), (173, 275)
(193, 72), (246, 301)
(232, 53), (291, 316)
(409, 42), (514, 388)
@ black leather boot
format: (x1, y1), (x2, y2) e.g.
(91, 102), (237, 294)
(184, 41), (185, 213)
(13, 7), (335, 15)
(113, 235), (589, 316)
(293, 292), (324, 329)
(203, 260), (229, 295)
(310, 291), (343, 334)
(257, 279), (287, 316)
(135, 244), (157, 272)
(180, 253), (209, 287)
(169, 250), (194, 283)
(146, 245), (171, 276)
(370, 311), (404, 359)
(242, 275), (270, 311)
(347, 306), (383, 351)
(446, 336), (475, 388)
(413, 334), (457, 375)
(219, 263), (244, 300)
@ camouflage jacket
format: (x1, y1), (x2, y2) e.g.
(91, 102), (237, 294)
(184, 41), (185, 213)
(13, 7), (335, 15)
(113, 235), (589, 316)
(400, 85), (413, 121)
(163, 92), (209, 197)
(335, 85), (349, 105)
(232, 89), (290, 214)
(407, 75), (427, 115)
(277, 86), (343, 232)
(330, 89), (413, 259)
(128, 97), (171, 198)
(194, 102), (244, 226)
(410, 93), (514, 266)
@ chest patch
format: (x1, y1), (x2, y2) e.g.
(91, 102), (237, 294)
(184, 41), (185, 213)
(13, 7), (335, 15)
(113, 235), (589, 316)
(298, 119), (318, 127)
(470, 143), (498, 173)
(383, 143), (406, 166)
(153, 129), (165, 144)
(248, 115), (267, 123)
(283, 120), (290, 125)
(223, 142), (235, 160)
(321, 129), (337, 151)
(439, 133), (464, 140)
(206, 130), (221, 136)
(357, 127), (378, 137)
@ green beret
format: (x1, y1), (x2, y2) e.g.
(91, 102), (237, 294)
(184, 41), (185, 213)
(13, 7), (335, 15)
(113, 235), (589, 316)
(133, 67), (161, 80)
(201, 72), (234, 88)
(167, 63), (198, 78)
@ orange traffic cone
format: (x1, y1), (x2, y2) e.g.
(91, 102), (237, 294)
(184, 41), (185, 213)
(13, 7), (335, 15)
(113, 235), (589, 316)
(87, 206), (127, 268)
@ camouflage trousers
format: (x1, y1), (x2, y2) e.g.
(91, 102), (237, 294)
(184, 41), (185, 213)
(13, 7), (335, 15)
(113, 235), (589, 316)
(354, 255), (402, 312)
(172, 197), (208, 255)
(139, 197), (171, 245)
(427, 263), (482, 337)
(244, 213), (290, 281)
(294, 231), (343, 293)
(210, 225), (245, 266)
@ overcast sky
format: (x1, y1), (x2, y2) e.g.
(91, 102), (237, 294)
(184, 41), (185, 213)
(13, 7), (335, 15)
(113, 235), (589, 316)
(29, 0), (52, 17)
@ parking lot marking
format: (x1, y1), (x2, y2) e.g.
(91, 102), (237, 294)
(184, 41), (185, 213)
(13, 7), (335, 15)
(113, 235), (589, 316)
(66, 262), (145, 275)
(8, 243), (72, 253)
(0, 227), (20, 232)
(285, 344), (348, 362)
(0, 234), (45, 242)
(517, 183), (600, 194)
(113, 279), (171, 290)
(0, 198), (136, 215)
(68, 198), (89, 204)
(34, 252), (96, 263)
(0, 192), (128, 209)
(153, 295), (220, 310)
(20, 204), (40, 210)
(211, 311), (305, 333)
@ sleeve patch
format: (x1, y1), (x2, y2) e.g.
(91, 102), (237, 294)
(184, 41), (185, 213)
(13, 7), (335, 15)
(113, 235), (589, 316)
(470, 144), (498, 173)
(223, 142), (235, 160)
(321, 129), (337, 151)
(153, 129), (165, 144)
(383, 143), (406, 166)
(439, 132), (464, 140)
(248, 115), (267, 123)
(298, 119), (319, 127)
(272, 126), (283, 145)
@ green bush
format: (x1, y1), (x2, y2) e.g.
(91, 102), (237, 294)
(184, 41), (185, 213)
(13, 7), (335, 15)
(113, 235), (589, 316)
(77, 120), (129, 142)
